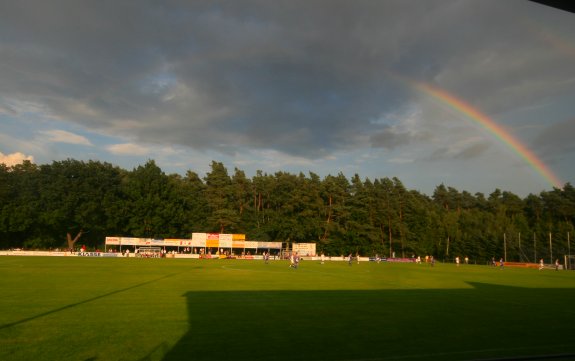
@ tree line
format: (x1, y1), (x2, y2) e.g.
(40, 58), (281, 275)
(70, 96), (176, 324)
(1, 159), (573, 263)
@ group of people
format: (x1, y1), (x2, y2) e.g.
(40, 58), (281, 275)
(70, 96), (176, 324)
(454, 256), (470, 266)
(539, 258), (562, 271)
(289, 252), (300, 268)
(262, 251), (564, 272)
(343, 253), (364, 265)
(490, 257), (505, 269)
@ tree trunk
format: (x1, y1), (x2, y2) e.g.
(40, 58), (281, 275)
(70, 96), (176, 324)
(320, 195), (332, 242)
(67, 230), (84, 250)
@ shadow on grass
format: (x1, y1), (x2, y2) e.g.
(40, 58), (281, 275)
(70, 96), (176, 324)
(157, 283), (575, 361)
(0, 272), (182, 331)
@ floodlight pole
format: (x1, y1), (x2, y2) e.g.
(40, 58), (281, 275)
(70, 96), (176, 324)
(504, 233), (507, 262)
(534, 233), (537, 263)
(518, 232), (522, 262)
(567, 231), (571, 270)
(549, 232), (553, 264)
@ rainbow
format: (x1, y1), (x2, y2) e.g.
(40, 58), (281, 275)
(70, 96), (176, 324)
(414, 82), (563, 189)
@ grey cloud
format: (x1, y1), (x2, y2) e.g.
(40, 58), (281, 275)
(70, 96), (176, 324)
(427, 147), (451, 161)
(0, 103), (17, 116)
(369, 126), (413, 150)
(454, 142), (489, 160)
(1, 0), (573, 160)
(425, 141), (489, 162)
(534, 118), (575, 155)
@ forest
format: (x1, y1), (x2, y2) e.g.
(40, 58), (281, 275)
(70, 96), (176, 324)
(0, 158), (573, 263)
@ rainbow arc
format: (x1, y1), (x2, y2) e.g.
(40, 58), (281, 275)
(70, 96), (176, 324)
(414, 82), (563, 189)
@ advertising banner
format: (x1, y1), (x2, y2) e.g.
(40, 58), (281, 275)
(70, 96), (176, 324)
(232, 239), (245, 248)
(219, 234), (232, 248)
(232, 234), (246, 248)
(244, 241), (258, 249)
(191, 233), (207, 247)
(164, 239), (183, 246)
(192, 233), (207, 241)
(386, 258), (416, 263)
(206, 239), (219, 248)
(105, 237), (120, 245)
(257, 241), (282, 249)
(137, 238), (155, 246)
(293, 243), (316, 256)
(232, 234), (246, 241)
(120, 237), (141, 246)
(219, 234), (232, 242)
(206, 233), (219, 248)
(219, 239), (232, 248)
(179, 240), (193, 246)
(105, 233), (250, 249)
(191, 238), (206, 247)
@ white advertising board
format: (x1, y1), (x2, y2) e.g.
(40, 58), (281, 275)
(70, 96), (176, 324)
(244, 241), (258, 249)
(219, 234), (233, 248)
(293, 243), (316, 256)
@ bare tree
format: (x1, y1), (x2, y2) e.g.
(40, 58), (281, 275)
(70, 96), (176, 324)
(67, 229), (83, 250)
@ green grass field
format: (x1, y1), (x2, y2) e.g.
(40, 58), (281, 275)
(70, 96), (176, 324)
(1, 256), (574, 361)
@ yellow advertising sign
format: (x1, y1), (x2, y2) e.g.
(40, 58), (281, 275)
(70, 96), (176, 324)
(232, 240), (246, 248)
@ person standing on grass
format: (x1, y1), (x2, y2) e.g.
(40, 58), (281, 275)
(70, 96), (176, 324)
(555, 259), (560, 271)
(499, 258), (504, 269)
(348, 253), (353, 266)
(321, 252), (325, 265)
(357, 252), (360, 265)
(539, 258), (544, 270)
(456, 256), (460, 267)
(430, 256), (435, 267)
(294, 253), (300, 269)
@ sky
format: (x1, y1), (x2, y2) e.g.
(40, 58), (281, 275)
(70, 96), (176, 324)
(1, 0), (574, 197)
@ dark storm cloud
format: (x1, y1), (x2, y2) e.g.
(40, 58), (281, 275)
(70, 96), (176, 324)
(1, 0), (574, 160)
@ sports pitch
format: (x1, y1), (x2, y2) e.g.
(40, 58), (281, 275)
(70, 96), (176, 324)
(1, 257), (574, 361)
